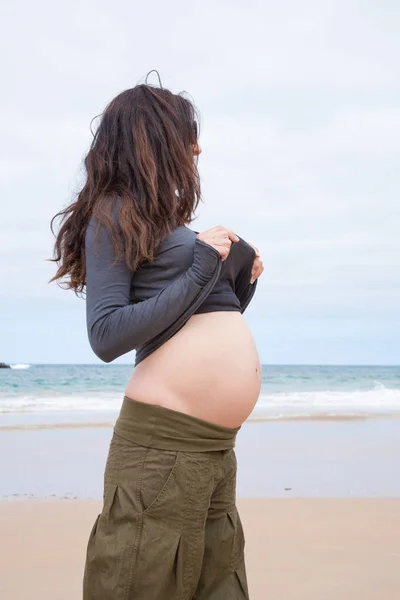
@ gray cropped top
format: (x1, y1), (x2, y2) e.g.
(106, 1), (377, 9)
(85, 215), (258, 366)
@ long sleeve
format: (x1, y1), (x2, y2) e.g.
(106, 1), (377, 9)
(234, 245), (258, 313)
(85, 217), (222, 362)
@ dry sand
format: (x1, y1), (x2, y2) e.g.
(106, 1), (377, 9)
(1, 498), (399, 600)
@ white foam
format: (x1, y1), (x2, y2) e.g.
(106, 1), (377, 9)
(1, 385), (400, 420)
(250, 385), (400, 419)
(0, 394), (122, 414)
(10, 364), (31, 370)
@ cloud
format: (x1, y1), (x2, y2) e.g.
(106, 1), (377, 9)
(0, 0), (399, 363)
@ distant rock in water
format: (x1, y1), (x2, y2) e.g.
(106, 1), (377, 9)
(0, 362), (11, 368)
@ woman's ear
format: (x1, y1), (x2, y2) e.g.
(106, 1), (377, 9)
(193, 142), (202, 156)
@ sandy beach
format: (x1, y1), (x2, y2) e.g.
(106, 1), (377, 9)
(1, 498), (399, 599)
(1, 417), (400, 598)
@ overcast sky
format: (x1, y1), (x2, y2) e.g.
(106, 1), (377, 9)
(1, 0), (399, 365)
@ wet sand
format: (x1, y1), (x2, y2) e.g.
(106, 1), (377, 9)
(2, 418), (400, 499)
(0, 498), (399, 600)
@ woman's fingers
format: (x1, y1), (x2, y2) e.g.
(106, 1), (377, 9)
(196, 225), (239, 261)
(226, 229), (240, 243)
(197, 229), (263, 272)
(212, 225), (239, 243)
(249, 243), (260, 258)
(250, 258), (264, 284)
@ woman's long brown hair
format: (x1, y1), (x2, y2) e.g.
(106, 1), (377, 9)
(50, 84), (201, 294)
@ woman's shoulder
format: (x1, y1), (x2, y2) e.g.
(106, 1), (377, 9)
(131, 225), (198, 300)
(146, 225), (196, 272)
(157, 224), (195, 252)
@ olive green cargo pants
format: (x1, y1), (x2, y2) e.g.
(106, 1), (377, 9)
(83, 396), (250, 599)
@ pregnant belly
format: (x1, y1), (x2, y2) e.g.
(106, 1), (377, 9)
(125, 311), (262, 428)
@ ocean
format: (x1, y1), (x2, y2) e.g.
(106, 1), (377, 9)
(1, 364), (399, 426)
(2, 363), (400, 499)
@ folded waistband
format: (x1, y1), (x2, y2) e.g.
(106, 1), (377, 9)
(114, 396), (240, 452)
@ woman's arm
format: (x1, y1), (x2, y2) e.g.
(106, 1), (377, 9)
(85, 217), (222, 362)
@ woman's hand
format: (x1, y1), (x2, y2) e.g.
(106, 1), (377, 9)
(249, 244), (264, 284)
(196, 226), (239, 261)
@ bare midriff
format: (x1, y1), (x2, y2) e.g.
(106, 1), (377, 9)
(124, 311), (261, 429)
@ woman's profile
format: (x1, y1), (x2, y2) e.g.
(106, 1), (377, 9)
(50, 72), (264, 600)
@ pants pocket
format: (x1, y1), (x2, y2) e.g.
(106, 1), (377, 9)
(105, 434), (180, 517)
(140, 447), (181, 515)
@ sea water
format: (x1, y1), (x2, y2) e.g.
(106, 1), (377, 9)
(1, 364), (399, 425)
(2, 364), (400, 498)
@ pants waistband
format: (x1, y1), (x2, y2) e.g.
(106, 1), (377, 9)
(113, 396), (240, 452)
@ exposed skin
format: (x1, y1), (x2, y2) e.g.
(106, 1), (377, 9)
(124, 143), (264, 428)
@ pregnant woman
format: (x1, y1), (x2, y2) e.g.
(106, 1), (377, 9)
(50, 78), (264, 600)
